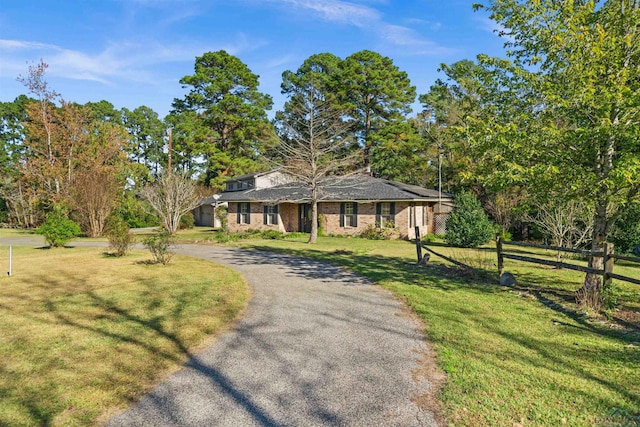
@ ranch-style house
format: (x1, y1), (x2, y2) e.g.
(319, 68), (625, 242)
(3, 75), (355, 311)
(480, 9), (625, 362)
(196, 170), (454, 240)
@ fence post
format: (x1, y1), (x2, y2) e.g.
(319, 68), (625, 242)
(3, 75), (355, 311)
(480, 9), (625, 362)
(415, 226), (422, 263)
(603, 242), (614, 288)
(8, 245), (12, 277)
(496, 237), (504, 276)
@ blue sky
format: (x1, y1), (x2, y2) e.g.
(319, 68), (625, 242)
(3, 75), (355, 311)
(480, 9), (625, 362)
(0, 0), (507, 119)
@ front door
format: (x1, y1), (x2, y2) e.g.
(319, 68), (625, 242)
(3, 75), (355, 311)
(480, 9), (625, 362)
(298, 204), (312, 232)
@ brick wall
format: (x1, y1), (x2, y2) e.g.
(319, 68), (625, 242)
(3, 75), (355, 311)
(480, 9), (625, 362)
(320, 202), (376, 236)
(279, 203), (298, 232)
(227, 200), (443, 239)
(227, 202), (285, 233)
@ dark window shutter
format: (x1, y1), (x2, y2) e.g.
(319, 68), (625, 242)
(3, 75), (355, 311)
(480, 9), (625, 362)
(263, 205), (268, 225)
(237, 203), (241, 224)
(353, 203), (358, 227)
(247, 204), (251, 224)
(376, 203), (381, 225)
(274, 205), (279, 225)
(390, 202), (395, 223)
(340, 203), (345, 227)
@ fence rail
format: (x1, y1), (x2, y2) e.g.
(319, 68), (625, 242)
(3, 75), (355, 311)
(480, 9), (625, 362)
(500, 240), (602, 256)
(413, 226), (639, 287)
(501, 253), (602, 275)
(497, 238), (639, 287)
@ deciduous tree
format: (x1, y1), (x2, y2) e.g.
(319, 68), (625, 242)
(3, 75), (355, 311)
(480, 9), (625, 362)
(71, 122), (128, 237)
(140, 171), (200, 234)
(276, 82), (361, 243)
(473, 0), (640, 309)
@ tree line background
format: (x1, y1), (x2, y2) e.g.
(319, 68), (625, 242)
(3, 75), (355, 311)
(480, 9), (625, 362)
(1, 1), (639, 262)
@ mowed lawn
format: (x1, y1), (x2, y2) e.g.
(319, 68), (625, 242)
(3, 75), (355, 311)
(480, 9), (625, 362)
(236, 236), (640, 427)
(0, 244), (248, 427)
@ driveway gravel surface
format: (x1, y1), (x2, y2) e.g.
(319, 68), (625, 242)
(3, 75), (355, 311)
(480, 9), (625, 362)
(1, 237), (441, 426)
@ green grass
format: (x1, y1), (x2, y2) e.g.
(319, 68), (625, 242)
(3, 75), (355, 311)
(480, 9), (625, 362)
(0, 228), (36, 238)
(0, 246), (248, 427)
(233, 235), (640, 427)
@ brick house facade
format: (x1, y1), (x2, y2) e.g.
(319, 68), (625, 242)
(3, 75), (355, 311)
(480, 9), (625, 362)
(219, 171), (454, 240)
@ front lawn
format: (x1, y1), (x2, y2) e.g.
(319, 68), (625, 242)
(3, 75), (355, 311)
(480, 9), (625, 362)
(234, 235), (640, 427)
(0, 246), (248, 426)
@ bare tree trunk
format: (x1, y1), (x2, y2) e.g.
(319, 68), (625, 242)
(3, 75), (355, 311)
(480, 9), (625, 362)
(308, 182), (319, 243)
(309, 198), (318, 244)
(577, 203), (607, 310)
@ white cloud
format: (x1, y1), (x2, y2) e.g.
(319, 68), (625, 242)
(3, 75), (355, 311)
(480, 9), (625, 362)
(0, 36), (265, 85)
(265, 53), (297, 69)
(266, 0), (380, 27)
(379, 24), (452, 55)
(0, 40), (59, 50)
(255, 0), (450, 55)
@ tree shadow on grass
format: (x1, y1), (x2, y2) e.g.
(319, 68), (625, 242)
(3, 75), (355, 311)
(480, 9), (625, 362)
(241, 244), (639, 340)
(240, 244), (502, 295)
(0, 269), (279, 427)
(513, 269), (640, 334)
(232, 244), (639, 424)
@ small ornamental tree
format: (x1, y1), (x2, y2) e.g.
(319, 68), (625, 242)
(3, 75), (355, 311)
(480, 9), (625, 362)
(140, 171), (200, 234)
(36, 205), (81, 247)
(143, 229), (175, 265)
(106, 215), (135, 257)
(445, 192), (495, 248)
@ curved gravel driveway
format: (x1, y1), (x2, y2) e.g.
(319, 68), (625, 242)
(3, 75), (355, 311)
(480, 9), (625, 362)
(1, 237), (440, 426)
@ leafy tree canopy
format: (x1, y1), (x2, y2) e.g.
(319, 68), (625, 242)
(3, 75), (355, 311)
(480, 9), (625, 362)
(170, 50), (276, 188)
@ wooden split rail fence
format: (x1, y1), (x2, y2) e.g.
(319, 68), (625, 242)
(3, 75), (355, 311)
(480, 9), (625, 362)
(497, 238), (640, 287)
(415, 226), (640, 286)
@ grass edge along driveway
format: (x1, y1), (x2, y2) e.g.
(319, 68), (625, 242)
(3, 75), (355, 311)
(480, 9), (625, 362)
(0, 245), (248, 427)
(235, 236), (640, 427)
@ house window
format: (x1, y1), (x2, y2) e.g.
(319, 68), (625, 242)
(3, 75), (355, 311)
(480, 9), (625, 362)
(340, 202), (358, 228)
(377, 202), (395, 228)
(237, 202), (250, 224)
(263, 204), (278, 225)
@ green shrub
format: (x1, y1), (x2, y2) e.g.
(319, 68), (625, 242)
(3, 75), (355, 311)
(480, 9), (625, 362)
(215, 206), (228, 232)
(215, 232), (241, 243)
(113, 192), (159, 228)
(106, 216), (135, 257)
(142, 230), (175, 265)
(36, 206), (82, 247)
(318, 214), (326, 237)
(261, 230), (285, 240)
(445, 192), (495, 248)
(610, 202), (640, 254)
(422, 234), (439, 243)
(179, 213), (195, 230)
(360, 223), (395, 240)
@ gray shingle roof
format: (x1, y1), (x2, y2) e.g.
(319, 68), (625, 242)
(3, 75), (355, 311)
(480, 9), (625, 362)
(217, 175), (453, 203)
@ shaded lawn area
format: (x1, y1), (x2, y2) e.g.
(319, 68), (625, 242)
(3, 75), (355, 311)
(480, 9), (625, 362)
(235, 236), (640, 427)
(0, 246), (248, 427)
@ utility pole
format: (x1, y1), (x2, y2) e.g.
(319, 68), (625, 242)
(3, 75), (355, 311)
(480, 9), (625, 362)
(167, 128), (173, 170)
(438, 143), (443, 211)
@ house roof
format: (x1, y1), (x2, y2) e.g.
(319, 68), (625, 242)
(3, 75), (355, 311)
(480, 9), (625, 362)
(225, 168), (282, 183)
(217, 174), (454, 203)
(197, 195), (226, 206)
